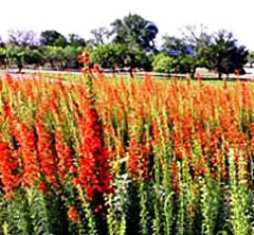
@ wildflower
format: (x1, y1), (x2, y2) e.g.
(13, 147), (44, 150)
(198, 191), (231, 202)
(0, 141), (20, 199)
(68, 206), (78, 222)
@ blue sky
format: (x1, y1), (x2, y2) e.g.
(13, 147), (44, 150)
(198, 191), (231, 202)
(1, 0), (253, 49)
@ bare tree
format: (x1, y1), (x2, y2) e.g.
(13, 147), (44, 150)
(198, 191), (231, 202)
(180, 24), (213, 50)
(8, 30), (39, 47)
(90, 27), (111, 46)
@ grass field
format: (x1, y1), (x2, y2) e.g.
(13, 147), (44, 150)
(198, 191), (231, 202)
(0, 70), (254, 235)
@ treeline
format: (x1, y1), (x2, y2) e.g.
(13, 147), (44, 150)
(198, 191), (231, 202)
(0, 31), (86, 72)
(0, 14), (252, 78)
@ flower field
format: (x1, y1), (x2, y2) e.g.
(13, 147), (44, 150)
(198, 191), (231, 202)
(1, 69), (254, 235)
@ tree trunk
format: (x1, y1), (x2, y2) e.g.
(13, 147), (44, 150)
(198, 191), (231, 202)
(49, 59), (55, 70)
(112, 67), (116, 77)
(217, 55), (222, 80)
(128, 67), (134, 78)
(218, 71), (222, 80)
(15, 56), (23, 73)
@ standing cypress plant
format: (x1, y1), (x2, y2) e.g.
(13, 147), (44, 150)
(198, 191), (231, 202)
(200, 177), (223, 235)
(228, 148), (251, 235)
(77, 51), (111, 235)
(138, 125), (154, 235)
(151, 120), (164, 235)
(78, 51), (95, 106)
(177, 162), (185, 235)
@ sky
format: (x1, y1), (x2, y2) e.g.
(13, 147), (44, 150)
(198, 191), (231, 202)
(1, 0), (254, 49)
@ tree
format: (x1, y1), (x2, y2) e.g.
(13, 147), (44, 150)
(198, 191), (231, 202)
(162, 36), (192, 56)
(63, 45), (83, 69)
(90, 43), (127, 74)
(90, 42), (153, 77)
(152, 53), (173, 73)
(23, 48), (44, 68)
(90, 27), (111, 46)
(124, 49), (153, 76)
(111, 13), (158, 52)
(202, 30), (248, 79)
(181, 25), (212, 50)
(161, 36), (197, 74)
(163, 25), (248, 79)
(6, 45), (25, 73)
(8, 30), (39, 48)
(171, 55), (197, 74)
(0, 48), (7, 69)
(68, 34), (86, 48)
(42, 46), (66, 70)
(40, 30), (68, 47)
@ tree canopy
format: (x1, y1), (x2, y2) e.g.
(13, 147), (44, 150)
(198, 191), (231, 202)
(40, 30), (68, 47)
(111, 14), (158, 52)
(0, 14), (250, 77)
(161, 26), (249, 78)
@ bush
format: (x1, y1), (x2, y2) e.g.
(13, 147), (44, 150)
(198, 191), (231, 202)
(152, 53), (173, 73)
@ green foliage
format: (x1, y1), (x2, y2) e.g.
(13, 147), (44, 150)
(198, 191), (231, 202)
(27, 189), (52, 235)
(23, 48), (44, 66)
(90, 43), (153, 74)
(68, 34), (86, 48)
(203, 30), (249, 78)
(90, 43), (127, 70)
(152, 53), (173, 73)
(111, 14), (158, 52)
(106, 174), (130, 235)
(63, 45), (83, 68)
(0, 48), (7, 57)
(171, 55), (197, 74)
(128, 50), (153, 71)
(228, 150), (251, 235)
(200, 178), (223, 235)
(162, 26), (248, 77)
(0, 19), (249, 75)
(162, 36), (190, 56)
(42, 46), (65, 70)
(40, 30), (68, 47)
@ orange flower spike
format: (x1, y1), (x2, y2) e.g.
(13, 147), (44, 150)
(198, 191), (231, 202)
(0, 141), (20, 199)
(19, 123), (39, 187)
(68, 206), (79, 222)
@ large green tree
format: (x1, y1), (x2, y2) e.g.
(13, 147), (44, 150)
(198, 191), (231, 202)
(111, 14), (158, 52)
(162, 26), (248, 78)
(40, 30), (68, 47)
(90, 42), (153, 77)
(41, 46), (65, 70)
(90, 43), (127, 72)
(161, 36), (199, 74)
(6, 45), (25, 73)
(202, 30), (249, 79)
(23, 48), (44, 68)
